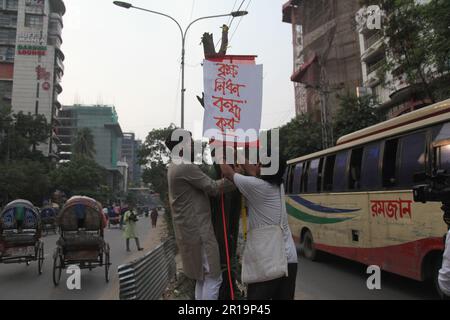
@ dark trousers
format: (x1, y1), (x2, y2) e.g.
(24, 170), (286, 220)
(247, 263), (298, 300)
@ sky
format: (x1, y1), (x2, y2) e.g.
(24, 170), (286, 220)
(59, 0), (296, 141)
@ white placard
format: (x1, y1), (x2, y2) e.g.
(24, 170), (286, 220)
(202, 59), (263, 143)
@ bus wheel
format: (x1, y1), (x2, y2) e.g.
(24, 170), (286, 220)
(431, 255), (445, 299)
(302, 230), (318, 261)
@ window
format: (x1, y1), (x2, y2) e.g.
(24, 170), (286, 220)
(433, 122), (450, 144)
(382, 139), (398, 187)
(301, 161), (309, 193)
(0, 13), (17, 26)
(397, 132), (426, 187)
(349, 147), (363, 190)
(360, 142), (381, 189)
(333, 151), (350, 192)
(25, 14), (43, 28)
(292, 163), (304, 194)
(436, 145), (450, 172)
(323, 155), (336, 192)
(306, 158), (323, 193)
(5, 0), (18, 10)
(0, 29), (16, 43)
(432, 123), (450, 172)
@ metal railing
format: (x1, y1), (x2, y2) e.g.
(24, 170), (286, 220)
(367, 58), (385, 75)
(118, 237), (177, 300)
(365, 31), (382, 50)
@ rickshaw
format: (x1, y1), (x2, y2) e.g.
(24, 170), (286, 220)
(52, 196), (110, 286)
(40, 205), (58, 235)
(0, 200), (44, 275)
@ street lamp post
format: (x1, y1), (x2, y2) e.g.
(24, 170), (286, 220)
(113, 1), (248, 129)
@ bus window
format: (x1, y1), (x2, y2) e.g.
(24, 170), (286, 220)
(398, 132), (426, 187)
(382, 139), (398, 187)
(432, 123), (450, 172)
(283, 166), (289, 188)
(285, 165), (293, 193)
(323, 155), (336, 191)
(349, 147), (363, 190)
(360, 142), (381, 190)
(333, 151), (350, 192)
(301, 161), (310, 193)
(317, 157), (324, 192)
(292, 163), (303, 194)
(436, 144), (450, 172)
(432, 122), (450, 143)
(306, 158), (323, 193)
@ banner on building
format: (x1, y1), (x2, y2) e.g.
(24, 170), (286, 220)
(202, 56), (263, 144)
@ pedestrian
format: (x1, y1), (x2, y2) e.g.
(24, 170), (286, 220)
(123, 205), (143, 252)
(150, 208), (158, 228)
(165, 129), (235, 300)
(220, 158), (298, 300)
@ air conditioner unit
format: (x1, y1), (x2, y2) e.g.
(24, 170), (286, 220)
(0, 55), (6, 61)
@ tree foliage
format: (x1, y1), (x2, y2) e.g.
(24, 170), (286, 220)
(0, 160), (50, 206)
(72, 127), (96, 159)
(333, 93), (384, 142)
(50, 156), (107, 200)
(138, 125), (176, 202)
(279, 113), (323, 160)
(0, 105), (51, 162)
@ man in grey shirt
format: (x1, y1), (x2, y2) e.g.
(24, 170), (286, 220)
(165, 129), (234, 300)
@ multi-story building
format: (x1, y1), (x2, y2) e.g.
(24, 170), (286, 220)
(357, 10), (431, 119)
(0, 0), (65, 157)
(57, 105), (124, 193)
(121, 132), (142, 187)
(282, 0), (363, 138)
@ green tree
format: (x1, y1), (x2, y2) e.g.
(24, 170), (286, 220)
(0, 160), (50, 206)
(73, 127), (96, 159)
(138, 125), (176, 202)
(0, 109), (51, 162)
(279, 113), (323, 160)
(361, 0), (450, 103)
(333, 93), (384, 142)
(50, 156), (107, 199)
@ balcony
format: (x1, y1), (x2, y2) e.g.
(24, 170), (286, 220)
(364, 31), (383, 51)
(282, 0), (302, 24)
(50, 0), (66, 15)
(56, 47), (65, 61)
(50, 12), (63, 26)
(367, 58), (385, 74)
(55, 83), (63, 94)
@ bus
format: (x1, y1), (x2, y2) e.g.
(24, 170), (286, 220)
(285, 99), (450, 296)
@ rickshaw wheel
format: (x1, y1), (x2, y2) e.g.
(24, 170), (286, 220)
(104, 243), (110, 283)
(52, 250), (63, 286)
(38, 241), (44, 275)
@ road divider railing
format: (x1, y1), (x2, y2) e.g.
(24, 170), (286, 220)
(118, 237), (177, 300)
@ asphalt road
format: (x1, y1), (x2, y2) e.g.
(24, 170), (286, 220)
(295, 252), (438, 300)
(0, 216), (161, 300)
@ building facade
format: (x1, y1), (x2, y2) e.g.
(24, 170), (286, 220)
(0, 0), (65, 157)
(121, 132), (142, 187)
(57, 105), (125, 193)
(357, 9), (432, 119)
(282, 0), (363, 146)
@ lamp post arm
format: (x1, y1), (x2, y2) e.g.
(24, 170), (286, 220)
(131, 5), (184, 40)
(183, 13), (232, 39)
